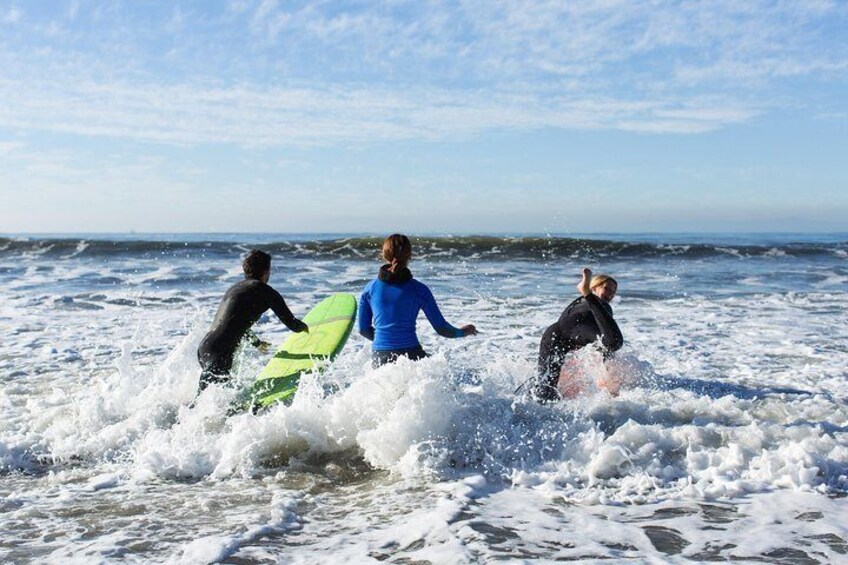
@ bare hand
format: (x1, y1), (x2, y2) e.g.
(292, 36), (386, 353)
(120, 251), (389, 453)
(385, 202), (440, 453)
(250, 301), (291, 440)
(577, 268), (593, 296)
(461, 324), (478, 336)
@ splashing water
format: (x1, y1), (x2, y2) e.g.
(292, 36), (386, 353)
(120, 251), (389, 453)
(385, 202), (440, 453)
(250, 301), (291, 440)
(1, 233), (846, 562)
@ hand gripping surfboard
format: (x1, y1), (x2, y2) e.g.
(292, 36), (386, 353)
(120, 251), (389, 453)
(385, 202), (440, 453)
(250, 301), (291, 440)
(248, 293), (357, 408)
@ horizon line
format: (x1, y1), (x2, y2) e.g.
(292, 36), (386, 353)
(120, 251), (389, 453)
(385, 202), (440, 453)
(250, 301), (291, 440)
(3, 231), (846, 237)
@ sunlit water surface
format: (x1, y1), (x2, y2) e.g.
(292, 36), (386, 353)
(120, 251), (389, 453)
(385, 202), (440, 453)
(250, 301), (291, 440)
(1, 234), (846, 563)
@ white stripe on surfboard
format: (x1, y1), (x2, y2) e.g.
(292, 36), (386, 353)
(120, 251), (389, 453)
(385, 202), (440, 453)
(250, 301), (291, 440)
(306, 315), (354, 327)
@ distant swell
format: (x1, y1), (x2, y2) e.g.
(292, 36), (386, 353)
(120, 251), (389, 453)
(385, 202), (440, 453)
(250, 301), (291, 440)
(1, 236), (845, 261)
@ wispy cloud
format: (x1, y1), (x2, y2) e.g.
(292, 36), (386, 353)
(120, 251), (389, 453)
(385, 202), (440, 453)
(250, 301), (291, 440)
(0, 140), (24, 154)
(0, 73), (762, 147)
(0, 0), (844, 147)
(2, 6), (21, 24)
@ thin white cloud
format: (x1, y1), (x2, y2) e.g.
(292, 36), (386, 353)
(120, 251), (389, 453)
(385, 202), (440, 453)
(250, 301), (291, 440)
(0, 72), (761, 147)
(2, 7), (21, 24)
(165, 6), (185, 33)
(0, 140), (197, 200)
(229, 0), (848, 85)
(0, 0), (843, 147)
(67, 1), (79, 21)
(0, 140), (24, 154)
(816, 111), (848, 120)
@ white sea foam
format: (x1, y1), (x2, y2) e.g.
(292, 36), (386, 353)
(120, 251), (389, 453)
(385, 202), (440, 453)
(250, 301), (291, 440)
(178, 492), (302, 564)
(1, 239), (846, 562)
(63, 240), (89, 259)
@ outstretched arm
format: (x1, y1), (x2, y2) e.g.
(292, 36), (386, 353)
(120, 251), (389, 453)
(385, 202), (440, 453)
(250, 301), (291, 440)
(268, 288), (308, 333)
(418, 283), (476, 338)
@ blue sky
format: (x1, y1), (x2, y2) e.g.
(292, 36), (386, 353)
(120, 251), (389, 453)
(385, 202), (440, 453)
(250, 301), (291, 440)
(1, 0), (846, 233)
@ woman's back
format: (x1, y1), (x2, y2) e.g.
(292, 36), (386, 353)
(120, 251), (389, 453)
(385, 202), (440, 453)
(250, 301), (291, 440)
(361, 269), (446, 350)
(358, 234), (477, 366)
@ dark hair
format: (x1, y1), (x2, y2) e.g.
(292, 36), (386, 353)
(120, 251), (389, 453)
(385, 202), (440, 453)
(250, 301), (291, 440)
(243, 249), (271, 280)
(381, 234), (412, 270)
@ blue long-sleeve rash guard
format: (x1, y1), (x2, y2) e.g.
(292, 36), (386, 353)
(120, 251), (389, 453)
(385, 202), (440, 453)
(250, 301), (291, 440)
(359, 267), (463, 351)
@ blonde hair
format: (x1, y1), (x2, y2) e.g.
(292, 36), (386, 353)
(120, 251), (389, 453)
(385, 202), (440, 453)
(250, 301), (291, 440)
(590, 274), (617, 289)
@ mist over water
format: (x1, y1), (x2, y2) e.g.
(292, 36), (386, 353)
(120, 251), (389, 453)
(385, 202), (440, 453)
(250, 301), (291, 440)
(1, 234), (847, 563)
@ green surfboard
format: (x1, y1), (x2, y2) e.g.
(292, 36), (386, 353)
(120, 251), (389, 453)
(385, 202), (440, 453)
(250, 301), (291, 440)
(248, 293), (357, 408)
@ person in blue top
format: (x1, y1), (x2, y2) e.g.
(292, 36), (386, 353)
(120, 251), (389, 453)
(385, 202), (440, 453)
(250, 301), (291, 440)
(359, 234), (478, 366)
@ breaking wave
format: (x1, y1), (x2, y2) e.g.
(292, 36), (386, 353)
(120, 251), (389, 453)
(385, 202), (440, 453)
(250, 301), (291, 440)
(2, 235), (845, 261)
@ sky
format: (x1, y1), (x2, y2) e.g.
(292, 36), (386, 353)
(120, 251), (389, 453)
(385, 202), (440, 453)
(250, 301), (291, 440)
(0, 0), (846, 234)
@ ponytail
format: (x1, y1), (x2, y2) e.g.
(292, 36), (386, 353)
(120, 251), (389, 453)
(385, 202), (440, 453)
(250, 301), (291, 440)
(381, 234), (413, 272)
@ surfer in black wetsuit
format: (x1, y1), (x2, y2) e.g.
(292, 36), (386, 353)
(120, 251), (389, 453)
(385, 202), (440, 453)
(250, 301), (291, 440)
(197, 250), (308, 392)
(534, 268), (623, 403)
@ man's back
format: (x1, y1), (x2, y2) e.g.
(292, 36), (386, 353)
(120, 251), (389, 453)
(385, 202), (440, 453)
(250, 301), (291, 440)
(199, 279), (286, 359)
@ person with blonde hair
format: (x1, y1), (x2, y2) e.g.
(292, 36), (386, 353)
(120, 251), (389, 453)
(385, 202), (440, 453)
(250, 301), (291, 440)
(359, 234), (478, 367)
(535, 267), (623, 402)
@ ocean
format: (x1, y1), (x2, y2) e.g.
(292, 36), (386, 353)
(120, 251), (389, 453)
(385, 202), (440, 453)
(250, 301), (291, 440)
(1, 233), (846, 563)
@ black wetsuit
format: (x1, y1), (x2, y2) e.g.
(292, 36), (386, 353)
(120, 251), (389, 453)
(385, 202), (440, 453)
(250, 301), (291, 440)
(197, 278), (306, 390)
(535, 294), (623, 402)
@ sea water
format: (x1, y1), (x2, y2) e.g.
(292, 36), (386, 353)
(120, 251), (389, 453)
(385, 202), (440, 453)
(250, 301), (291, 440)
(0, 233), (846, 563)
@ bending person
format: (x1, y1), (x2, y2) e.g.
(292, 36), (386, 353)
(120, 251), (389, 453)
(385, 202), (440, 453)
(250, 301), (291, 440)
(197, 249), (308, 392)
(535, 268), (623, 402)
(359, 234), (478, 367)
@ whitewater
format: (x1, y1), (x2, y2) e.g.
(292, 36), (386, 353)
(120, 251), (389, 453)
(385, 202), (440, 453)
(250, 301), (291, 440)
(1, 233), (846, 563)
